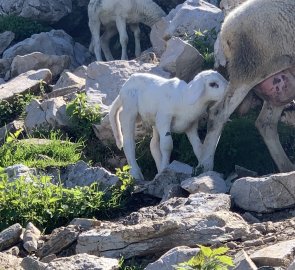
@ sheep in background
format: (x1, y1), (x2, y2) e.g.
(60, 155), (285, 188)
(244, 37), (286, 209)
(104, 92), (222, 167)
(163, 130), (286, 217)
(109, 70), (228, 180)
(198, 0), (295, 172)
(88, 0), (166, 61)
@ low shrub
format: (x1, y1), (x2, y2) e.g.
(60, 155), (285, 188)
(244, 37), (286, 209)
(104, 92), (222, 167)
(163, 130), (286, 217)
(175, 245), (234, 270)
(0, 15), (50, 42)
(0, 93), (34, 127)
(66, 93), (102, 139)
(0, 166), (134, 232)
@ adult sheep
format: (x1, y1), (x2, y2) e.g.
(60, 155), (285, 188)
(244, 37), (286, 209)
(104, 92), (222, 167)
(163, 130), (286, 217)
(88, 0), (166, 61)
(109, 70), (228, 180)
(198, 0), (295, 172)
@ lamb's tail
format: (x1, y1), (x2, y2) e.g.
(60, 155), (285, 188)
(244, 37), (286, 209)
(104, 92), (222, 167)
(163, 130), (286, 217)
(109, 95), (123, 149)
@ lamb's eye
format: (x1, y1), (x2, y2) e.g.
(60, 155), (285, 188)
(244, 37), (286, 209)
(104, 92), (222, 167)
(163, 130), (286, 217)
(209, 82), (219, 88)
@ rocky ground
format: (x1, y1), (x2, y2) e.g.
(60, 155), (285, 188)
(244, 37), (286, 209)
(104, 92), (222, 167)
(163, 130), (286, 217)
(0, 0), (295, 269)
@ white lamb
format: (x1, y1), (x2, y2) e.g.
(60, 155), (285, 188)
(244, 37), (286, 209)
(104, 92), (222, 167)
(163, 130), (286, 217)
(88, 0), (166, 61)
(109, 70), (228, 180)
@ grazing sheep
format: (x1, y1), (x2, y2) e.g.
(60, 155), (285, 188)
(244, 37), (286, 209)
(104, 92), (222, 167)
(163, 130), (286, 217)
(109, 70), (228, 180)
(88, 0), (166, 61)
(198, 0), (295, 172)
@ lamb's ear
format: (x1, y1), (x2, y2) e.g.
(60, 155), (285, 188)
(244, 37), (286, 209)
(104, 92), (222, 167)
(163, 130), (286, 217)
(183, 80), (205, 105)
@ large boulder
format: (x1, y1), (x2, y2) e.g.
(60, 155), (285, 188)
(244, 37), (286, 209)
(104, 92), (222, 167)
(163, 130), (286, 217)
(151, 0), (224, 56)
(0, 69), (52, 101)
(24, 97), (70, 132)
(76, 193), (249, 259)
(2, 30), (92, 68)
(0, 0), (72, 23)
(159, 37), (204, 82)
(0, 31), (15, 55)
(10, 52), (71, 79)
(86, 52), (170, 106)
(60, 160), (120, 189)
(230, 171), (295, 213)
(0, 223), (22, 251)
(45, 254), (119, 270)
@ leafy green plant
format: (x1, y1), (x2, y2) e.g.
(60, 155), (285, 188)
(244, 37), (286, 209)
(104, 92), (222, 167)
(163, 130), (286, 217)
(0, 166), (134, 232)
(0, 93), (34, 127)
(0, 130), (83, 169)
(175, 245), (234, 270)
(188, 28), (218, 69)
(0, 15), (50, 42)
(66, 93), (102, 139)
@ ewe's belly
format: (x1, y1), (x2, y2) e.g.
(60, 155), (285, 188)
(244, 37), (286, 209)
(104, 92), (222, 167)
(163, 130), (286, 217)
(255, 67), (295, 106)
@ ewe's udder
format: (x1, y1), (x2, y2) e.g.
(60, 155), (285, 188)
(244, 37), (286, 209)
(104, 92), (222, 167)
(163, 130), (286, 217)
(254, 67), (295, 106)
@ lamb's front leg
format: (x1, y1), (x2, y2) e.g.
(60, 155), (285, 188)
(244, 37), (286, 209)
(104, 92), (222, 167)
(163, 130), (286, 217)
(150, 126), (162, 172)
(116, 16), (128, 60)
(185, 122), (203, 162)
(156, 114), (173, 172)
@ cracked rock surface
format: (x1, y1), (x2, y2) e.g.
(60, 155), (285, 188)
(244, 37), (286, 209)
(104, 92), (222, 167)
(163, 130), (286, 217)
(230, 171), (295, 213)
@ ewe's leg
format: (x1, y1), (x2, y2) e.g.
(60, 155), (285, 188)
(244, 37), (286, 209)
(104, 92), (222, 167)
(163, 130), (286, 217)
(199, 83), (254, 171)
(115, 16), (128, 60)
(101, 24), (117, 61)
(120, 108), (144, 181)
(130, 23), (141, 58)
(150, 126), (162, 172)
(88, 16), (102, 61)
(255, 101), (295, 172)
(156, 115), (173, 172)
(185, 122), (203, 161)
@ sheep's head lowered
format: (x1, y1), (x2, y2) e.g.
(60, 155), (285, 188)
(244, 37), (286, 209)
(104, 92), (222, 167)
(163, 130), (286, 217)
(184, 70), (228, 106)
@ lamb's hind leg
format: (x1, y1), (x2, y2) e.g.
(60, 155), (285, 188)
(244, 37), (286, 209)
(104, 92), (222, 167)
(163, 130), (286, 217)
(120, 107), (144, 181)
(116, 16), (128, 60)
(130, 23), (141, 58)
(255, 101), (295, 172)
(150, 126), (162, 172)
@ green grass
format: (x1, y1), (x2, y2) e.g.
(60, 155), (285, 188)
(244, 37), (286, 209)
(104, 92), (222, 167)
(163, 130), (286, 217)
(0, 166), (134, 232)
(0, 131), (83, 169)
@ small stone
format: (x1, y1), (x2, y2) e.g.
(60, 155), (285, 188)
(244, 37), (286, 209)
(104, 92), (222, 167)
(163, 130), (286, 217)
(37, 225), (80, 258)
(21, 256), (47, 270)
(40, 254), (57, 263)
(23, 222), (41, 253)
(4, 246), (19, 256)
(233, 249), (257, 270)
(0, 223), (22, 251)
(243, 239), (264, 247)
(250, 239), (295, 267)
(242, 212), (260, 224)
(69, 218), (101, 231)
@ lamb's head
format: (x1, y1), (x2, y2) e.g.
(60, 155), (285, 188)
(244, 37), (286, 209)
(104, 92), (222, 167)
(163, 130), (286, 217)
(184, 70), (228, 105)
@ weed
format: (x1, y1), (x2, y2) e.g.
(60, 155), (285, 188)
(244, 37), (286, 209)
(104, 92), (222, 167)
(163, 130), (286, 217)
(66, 93), (102, 139)
(187, 28), (217, 69)
(0, 15), (50, 42)
(0, 165), (134, 232)
(175, 245), (234, 270)
(119, 257), (144, 270)
(0, 130), (83, 169)
(0, 93), (34, 127)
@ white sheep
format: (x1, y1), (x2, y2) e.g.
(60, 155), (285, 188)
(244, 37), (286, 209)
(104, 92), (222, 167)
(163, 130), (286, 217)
(109, 70), (228, 180)
(198, 0), (295, 172)
(88, 0), (166, 61)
